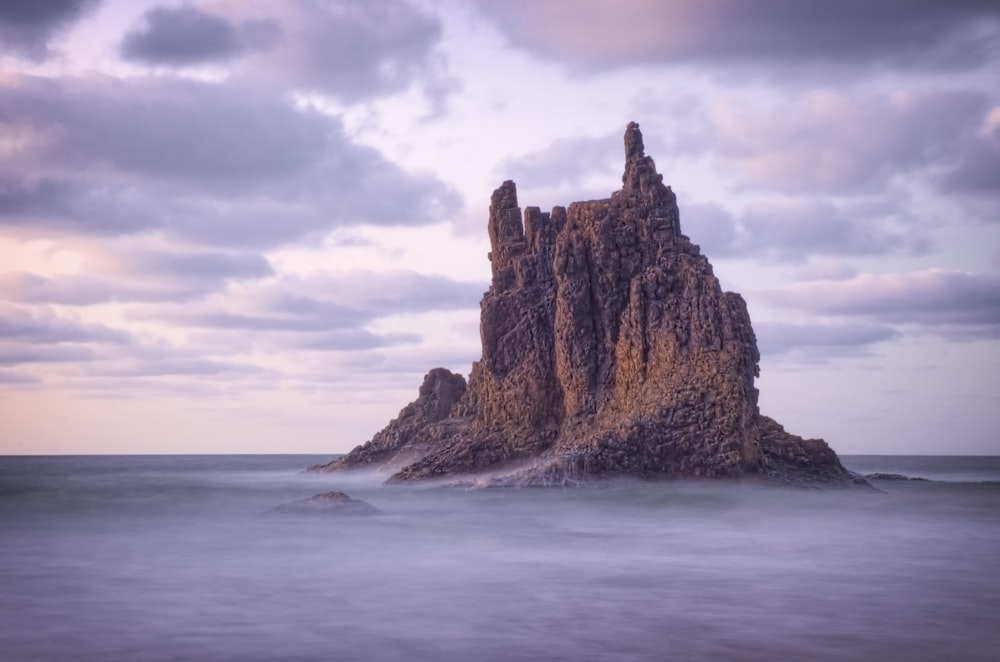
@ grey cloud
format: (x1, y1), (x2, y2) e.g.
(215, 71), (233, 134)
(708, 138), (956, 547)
(495, 90), (990, 203)
(686, 90), (989, 195)
(265, 0), (448, 103)
(0, 176), (174, 237)
(148, 295), (370, 335)
(0, 75), (460, 247)
(937, 129), (1000, 196)
(146, 270), (485, 334)
(684, 200), (930, 263)
(792, 261), (860, 282)
(682, 203), (738, 257)
(100, 357), (264, 378)
(0, 307), (130, 345)
(121, 250), (274, 281)
(755, 320), (899, 358)
(358, 345), (480, 376)
(120, 4), (280, 66)
(0, 344), (96, 365)
(0, 0), (99, 61)
(500, 132), (621, 188)
(160, 309), (364, 333)
(1, 75), (328, 182)
(0, 250), (272, 306)
(0, 369), (40, 384)
(72, 376), (230, 399)
(306, 271), (486, 317)
(473, 0), (1000, 73)
(758, 269), (1000, 337)
(300, 330), (421, 351)
(0, 272), (129, 306)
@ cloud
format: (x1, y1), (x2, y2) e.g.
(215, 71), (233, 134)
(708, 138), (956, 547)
(758, 269), (1000, 338)
(0, 310), (271, 381)
(0, 250), (273, 305)
(0, 264), (484, 389)
(143, 270), (485, 334)
(681, 89), (990, 195)
(754, 320), (899, 361)
(0, 74), (460, 247)
(499, 131), (621, 188)
(120, 4), (280, 66)
(473, 0), (1000, 73)
(301, 270), (486, 317)
(0, 368), (40, 384)
(333, 343), (481, 377)
(231, 0), (452, 104)
(0, 0), (100, 61)
(937, 105), (1000, 196)
(299, 329), (421, 351)
(0, 344), (97, 365)
(684, 199), (930, 262)
(1, 75), (328, 181)
(792, 260), (860, 282)
(0, 306), (130, 345)
(160, 306), (368, 333)
(117, 250), (274, 281)
(0, 272), (142, 306)
(98, 356), (265, 378)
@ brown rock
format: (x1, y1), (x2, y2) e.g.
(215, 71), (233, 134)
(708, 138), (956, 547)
(309, 368), (468, 473)
(314, 122), (859, 487)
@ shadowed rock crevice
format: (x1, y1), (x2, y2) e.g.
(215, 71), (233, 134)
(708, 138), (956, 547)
(312, 122), (858, 487)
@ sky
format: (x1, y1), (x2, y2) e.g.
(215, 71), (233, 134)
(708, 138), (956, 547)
(0, 0), (998, 456)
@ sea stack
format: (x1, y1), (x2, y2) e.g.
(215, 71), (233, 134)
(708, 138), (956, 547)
(313, 122), (857, 486)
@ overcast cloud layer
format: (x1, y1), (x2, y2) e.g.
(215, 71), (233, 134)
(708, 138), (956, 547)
(1, 0), (998, 454)
(473, 0), (1000, 72)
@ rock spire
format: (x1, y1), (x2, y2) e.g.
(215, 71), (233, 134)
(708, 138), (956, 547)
(312, 122), (858, 486)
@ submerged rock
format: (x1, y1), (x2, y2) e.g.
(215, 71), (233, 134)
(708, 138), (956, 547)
(313, 122), (860, 487)
(274, 491), (381, 515)
(866, 473), (930, 482)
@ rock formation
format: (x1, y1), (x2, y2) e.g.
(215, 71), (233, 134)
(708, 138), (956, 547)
(274, 491), (382, 515)
(312, 122), (860, 487)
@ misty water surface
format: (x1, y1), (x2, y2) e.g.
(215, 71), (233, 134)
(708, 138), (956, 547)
(1, 455), (998, 661)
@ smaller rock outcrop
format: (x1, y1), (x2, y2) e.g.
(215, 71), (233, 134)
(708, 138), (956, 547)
(310, 368), (468, 473)
(274, 491), (381, 515)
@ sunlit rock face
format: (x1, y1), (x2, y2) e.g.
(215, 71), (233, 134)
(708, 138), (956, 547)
(313, 122), (857, 486)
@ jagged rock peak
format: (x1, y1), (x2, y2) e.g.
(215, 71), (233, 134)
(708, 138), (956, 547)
(624, 120), (645, 169)
(621, 121), (661, 195)
(623, 121), (645, 189)
(313, 122), (861, 488)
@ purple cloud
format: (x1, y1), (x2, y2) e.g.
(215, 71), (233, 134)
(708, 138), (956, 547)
(757, 269), (1000, 338)
(754, 320), (899, 360)
(0, 75), (460, 247)
(121, 4), (280, 66)
(472, 0), (1000, 73)
(0, 0), (100, 61)
(684, 199), (931, 262)
(257, 0), (450, 104)
(682, 90), (989, 195)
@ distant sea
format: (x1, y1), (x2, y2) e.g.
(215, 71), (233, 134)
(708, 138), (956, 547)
(1, 454), (998, 661)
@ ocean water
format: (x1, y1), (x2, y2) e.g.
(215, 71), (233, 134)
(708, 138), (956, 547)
(1, 455), (998, 661)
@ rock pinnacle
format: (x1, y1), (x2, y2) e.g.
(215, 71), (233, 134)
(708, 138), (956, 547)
(312, 122), (861, 487)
